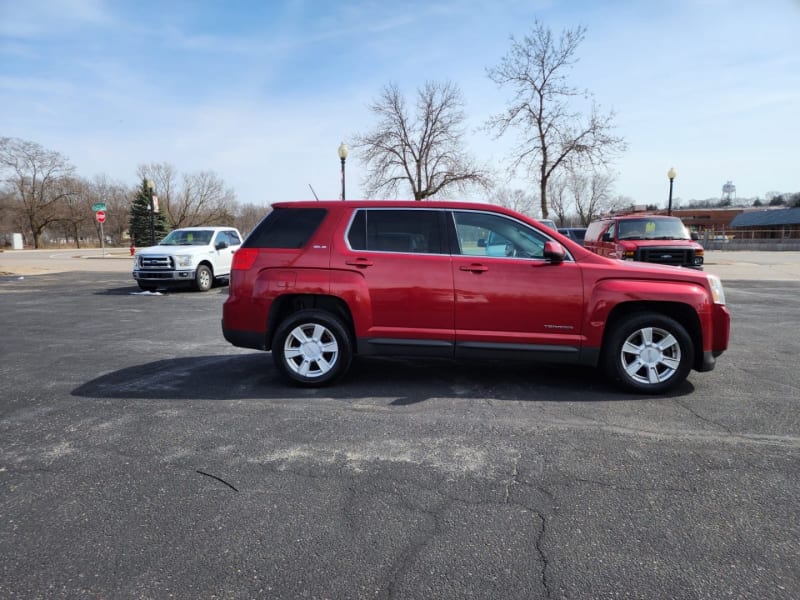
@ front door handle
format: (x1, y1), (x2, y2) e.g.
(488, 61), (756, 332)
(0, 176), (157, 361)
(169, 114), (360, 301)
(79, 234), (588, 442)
(459, 263), (489, 273)
(346, 258), (374, 268)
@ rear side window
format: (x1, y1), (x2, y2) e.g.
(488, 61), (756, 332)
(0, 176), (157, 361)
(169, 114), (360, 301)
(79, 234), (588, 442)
(244, 208), (327, 249)
(347, 209), (444, 254)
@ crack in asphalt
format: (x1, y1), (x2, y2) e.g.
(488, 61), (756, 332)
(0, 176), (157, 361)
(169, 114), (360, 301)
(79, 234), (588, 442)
(673, 398), (733, 434)
(532, 511), (552, 599)
(384, 503), (444, 600)
(504, 453), (520, 504)
(195, 469), (239, 492)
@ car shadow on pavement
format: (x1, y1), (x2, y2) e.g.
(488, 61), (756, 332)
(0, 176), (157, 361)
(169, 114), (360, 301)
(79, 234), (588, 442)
(71, 353), (695, 403)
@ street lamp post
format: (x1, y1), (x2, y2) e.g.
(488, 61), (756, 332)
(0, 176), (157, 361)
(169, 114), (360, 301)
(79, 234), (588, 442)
(337, 142), (348, 200)
(667, 167), (677, 216)
(146, 179), (156, 246)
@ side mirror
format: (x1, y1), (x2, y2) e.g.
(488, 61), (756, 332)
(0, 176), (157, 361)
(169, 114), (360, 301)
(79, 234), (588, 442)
(477, 238), (487, 248)
(602, 232), (613, 242)
(543, 240), (566, 263)
(690, 231), (700, 241)
(215, 240), (229, 250)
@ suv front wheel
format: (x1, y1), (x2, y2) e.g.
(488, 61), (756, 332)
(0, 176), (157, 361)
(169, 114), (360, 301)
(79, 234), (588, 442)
(272, 310), (353, 386)
(603, 312), (694, 394)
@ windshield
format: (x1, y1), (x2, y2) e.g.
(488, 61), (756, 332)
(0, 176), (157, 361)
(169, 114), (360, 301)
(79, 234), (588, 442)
(617, 218), (690, 241)
(160, 230), (214, 246)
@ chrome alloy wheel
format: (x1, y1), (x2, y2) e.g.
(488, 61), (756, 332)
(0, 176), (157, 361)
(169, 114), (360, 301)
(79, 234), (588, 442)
(199, 270), (211, 288)
(619, 326), (682, 385)
(282, 323), (340, 378)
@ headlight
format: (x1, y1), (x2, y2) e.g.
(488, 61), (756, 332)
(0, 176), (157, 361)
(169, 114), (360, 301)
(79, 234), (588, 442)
(175, 255), (193, 267)
(707, 274), (726, 304)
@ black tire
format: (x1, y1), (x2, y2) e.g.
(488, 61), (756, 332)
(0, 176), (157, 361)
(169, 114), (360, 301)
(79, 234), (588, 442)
(137, 282), (157, 292)
(272, 309), (353, 387)
(602, 312), (694, 394)
(194, 265), (213, 292)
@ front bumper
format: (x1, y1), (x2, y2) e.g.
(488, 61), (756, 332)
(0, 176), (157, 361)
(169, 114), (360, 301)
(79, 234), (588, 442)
(133, 269), (196, 284)
(697, 304), (731, 372)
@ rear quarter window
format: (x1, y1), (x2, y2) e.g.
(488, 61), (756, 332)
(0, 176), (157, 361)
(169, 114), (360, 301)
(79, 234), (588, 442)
(244, 208), (327, 249)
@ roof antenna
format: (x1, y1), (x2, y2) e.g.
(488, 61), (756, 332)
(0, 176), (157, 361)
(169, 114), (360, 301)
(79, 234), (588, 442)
(308, 184), (320, 201)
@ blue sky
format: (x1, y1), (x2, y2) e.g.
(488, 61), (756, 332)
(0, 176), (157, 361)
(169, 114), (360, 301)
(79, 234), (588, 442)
(1, 0), (798, 210)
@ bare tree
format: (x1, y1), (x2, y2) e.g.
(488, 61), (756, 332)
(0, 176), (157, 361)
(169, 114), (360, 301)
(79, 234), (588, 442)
(547, 173), (571, 226)
(137, 162), (178, 224)
(0, 137), (77, 248)
(172, 171), (236, 227)
(354, 81), (492, 200)
(568, 169), (619, 225)
(137, 163), (235, 227)
(491, 187), (536, 216)
(487, 21), (626, 219)
(54, 177), (91, 248)
(234, 202), (268, 237)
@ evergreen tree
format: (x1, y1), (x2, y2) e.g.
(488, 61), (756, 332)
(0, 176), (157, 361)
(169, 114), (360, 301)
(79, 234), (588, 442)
(129, 178), (169, 247)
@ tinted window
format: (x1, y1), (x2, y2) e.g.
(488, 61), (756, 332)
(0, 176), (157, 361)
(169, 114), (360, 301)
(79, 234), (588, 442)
(347, 209), (443, 254)
(244, 208), (327, 249)
(453, 211), (548, 259)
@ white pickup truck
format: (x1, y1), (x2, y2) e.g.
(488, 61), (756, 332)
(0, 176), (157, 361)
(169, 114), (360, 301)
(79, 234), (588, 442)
(132, 226), (243, 292)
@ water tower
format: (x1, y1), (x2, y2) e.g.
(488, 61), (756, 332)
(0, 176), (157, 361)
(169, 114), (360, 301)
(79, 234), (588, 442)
(722, 180), (736, 204)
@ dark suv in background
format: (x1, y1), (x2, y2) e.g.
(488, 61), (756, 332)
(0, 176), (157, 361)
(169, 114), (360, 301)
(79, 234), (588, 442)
(222, 201), (729, 393)
(558, 227), (587, 246)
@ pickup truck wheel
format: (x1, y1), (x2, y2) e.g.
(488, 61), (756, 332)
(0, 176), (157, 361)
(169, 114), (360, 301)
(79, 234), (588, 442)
(194, 265), (213, 292)
(603, 313), (694, 394)
(273, 310), (353, 386)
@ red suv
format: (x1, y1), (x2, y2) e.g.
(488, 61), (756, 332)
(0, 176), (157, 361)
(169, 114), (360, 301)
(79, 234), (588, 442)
(223, 201), (730, 394)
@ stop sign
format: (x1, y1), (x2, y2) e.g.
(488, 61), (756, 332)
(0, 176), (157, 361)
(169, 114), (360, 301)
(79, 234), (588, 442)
(96, 210), (106, 223)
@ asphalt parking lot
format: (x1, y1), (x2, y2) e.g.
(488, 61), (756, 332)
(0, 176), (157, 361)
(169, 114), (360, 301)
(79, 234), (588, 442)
(1, 251), (799, 599)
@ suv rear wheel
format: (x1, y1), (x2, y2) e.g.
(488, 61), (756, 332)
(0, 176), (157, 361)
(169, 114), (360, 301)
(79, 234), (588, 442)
(603, 312), (694, 394)
(272, 310), (353, 386)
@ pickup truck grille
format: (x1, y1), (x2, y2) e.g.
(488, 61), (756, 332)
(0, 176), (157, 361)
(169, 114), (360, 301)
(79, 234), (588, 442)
(636, 247), (694, 267)
(139, 255), (174, 269)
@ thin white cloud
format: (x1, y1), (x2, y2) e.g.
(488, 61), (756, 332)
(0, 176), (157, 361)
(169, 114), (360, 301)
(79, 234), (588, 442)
(0, 0), (114, 37)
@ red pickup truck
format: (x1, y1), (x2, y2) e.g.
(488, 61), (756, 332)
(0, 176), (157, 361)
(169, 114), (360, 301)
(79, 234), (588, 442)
(584, 214), (705, 269)
(223, 201), (730, 394)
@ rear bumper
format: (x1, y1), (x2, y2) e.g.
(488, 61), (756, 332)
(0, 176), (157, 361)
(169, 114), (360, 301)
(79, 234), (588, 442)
(222, 321), (267, 350)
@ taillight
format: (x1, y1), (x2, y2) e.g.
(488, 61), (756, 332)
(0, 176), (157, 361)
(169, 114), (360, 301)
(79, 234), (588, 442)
(231, 248), (258, 270)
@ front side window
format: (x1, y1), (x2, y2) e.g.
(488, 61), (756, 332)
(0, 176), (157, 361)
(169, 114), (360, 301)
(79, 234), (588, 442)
(347, 209), (443, 254)
(452, 211), (548, 259)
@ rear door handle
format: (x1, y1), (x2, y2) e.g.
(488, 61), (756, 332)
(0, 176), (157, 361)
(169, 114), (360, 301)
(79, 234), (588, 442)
(346, 258), (374, 268)
(459, 264), (489, 273)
